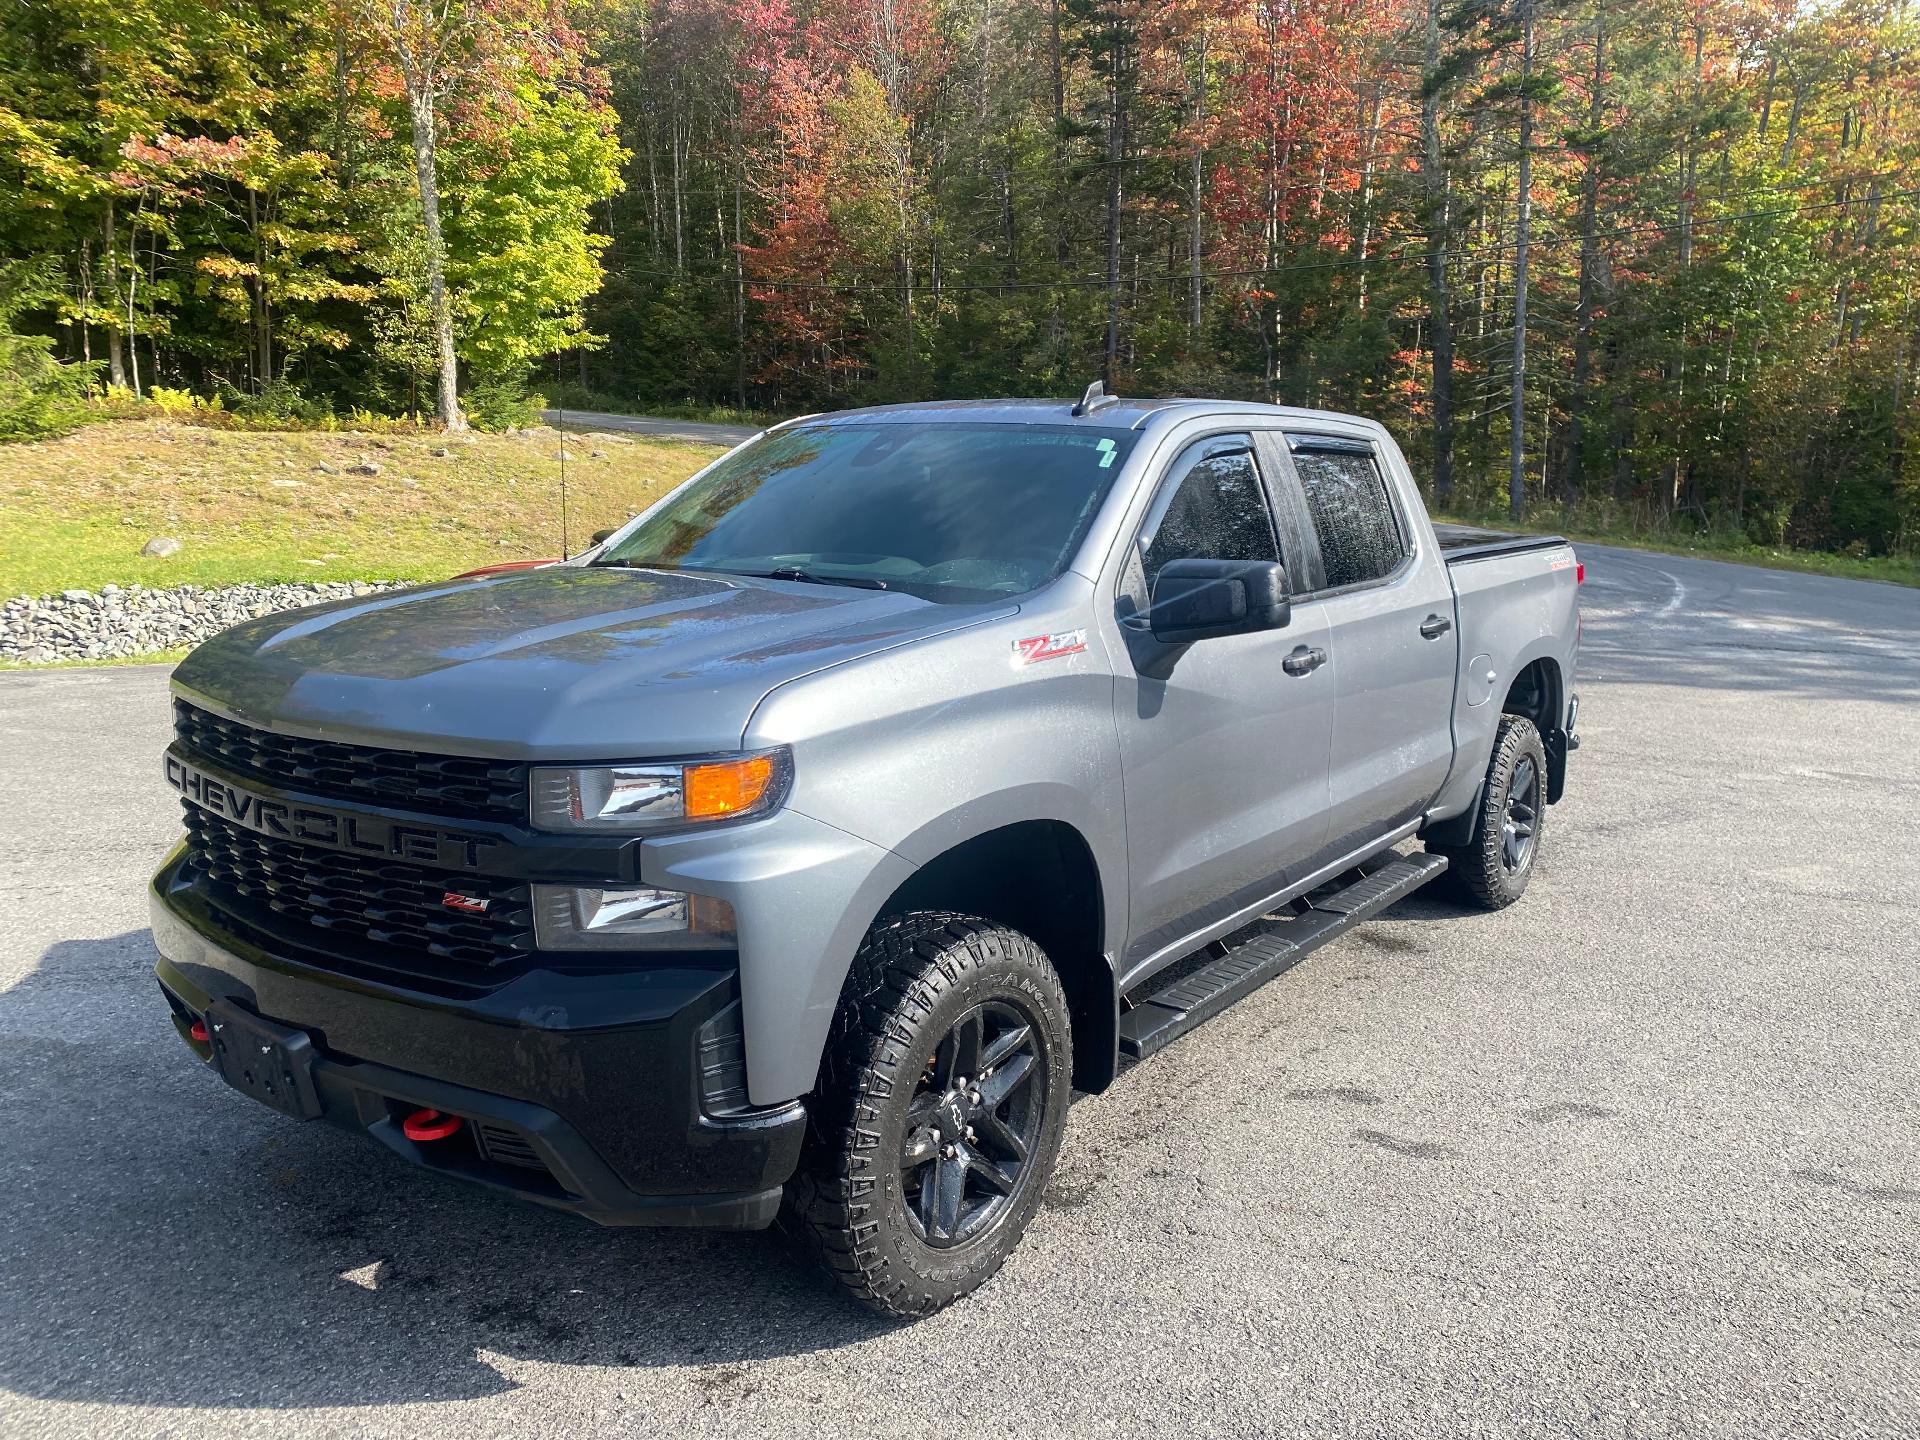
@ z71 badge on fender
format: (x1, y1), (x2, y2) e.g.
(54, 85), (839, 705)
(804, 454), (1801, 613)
(1013, 629), (1088, 665)
(162, 753), (502, 869)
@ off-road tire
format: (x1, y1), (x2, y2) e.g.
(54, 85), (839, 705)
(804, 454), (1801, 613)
(1428, 714), (1548, 910)
(782, 912), (1072, 1318)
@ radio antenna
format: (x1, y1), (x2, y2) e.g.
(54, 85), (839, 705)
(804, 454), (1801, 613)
(557, 402), (571, 560)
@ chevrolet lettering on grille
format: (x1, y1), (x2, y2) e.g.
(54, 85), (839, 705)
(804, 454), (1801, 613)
(164, 753), (503, 870)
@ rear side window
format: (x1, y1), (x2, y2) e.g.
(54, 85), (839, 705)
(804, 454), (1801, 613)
(1291, 445), (1403, 589)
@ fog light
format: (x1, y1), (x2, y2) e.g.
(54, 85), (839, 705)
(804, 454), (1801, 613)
(531, 884), (737, 952)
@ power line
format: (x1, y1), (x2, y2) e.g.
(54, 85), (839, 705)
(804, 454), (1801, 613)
(593, 182), (1918, 296)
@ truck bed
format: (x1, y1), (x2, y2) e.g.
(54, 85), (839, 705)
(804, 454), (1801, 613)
(1433, 523), (1570, 565)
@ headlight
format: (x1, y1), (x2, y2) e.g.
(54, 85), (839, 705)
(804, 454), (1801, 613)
(532, 884), (737, 952)
(529, 749), (790, 833)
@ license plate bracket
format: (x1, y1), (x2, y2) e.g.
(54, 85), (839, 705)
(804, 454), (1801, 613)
(204, 999), (323, 1120)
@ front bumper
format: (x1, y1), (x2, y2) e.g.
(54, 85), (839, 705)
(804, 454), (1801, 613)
(151, 849), (806, 1228)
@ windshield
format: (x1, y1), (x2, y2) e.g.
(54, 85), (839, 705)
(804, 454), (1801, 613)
(593, 422), (1138, 602)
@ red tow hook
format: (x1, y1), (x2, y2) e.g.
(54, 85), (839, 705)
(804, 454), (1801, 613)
(189, 1019), (209, 1043)
(402, 1108), (463, 1143)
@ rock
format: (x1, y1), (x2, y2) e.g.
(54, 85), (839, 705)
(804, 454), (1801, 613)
(270, 479), (303, 488)
(142, 537), (184, 558)
(0, 578), (420, 665)
(399, 477), (420, 489)
(313, 461), (338, 475)
(556, 449), (578, 462)
(430, 446), (452, 458)
(590, 450), (608, 460)
(345, 461), (381, 476)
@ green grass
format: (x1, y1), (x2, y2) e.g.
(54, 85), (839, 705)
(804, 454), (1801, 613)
(1, 418), (721, 597)
(1435, 510), (1920, 590)
(539, 384), (790, 430)
(0, 648), (188, 671)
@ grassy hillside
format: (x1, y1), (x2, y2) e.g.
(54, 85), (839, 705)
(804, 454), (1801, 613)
(1, 420), (720, 597)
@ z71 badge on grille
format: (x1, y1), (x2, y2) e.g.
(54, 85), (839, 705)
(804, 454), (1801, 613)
(441, 892), (492, 915)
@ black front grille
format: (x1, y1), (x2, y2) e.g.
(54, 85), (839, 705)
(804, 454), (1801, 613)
(184, 805), (535, 985)
(174, 701), (528, 823)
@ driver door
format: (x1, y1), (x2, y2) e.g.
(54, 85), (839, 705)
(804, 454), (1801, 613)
(1108, 432), (1335, 978)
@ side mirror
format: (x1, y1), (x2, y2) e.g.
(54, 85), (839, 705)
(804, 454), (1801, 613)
(1149, 558), (1291, 644)
(590, 527), (619, 546)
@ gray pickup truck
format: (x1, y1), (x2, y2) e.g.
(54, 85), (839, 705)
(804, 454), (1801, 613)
(150, 391), (1580, 1316)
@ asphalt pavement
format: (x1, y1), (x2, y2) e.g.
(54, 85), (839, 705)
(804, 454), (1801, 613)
(1, 544), (1916, 1438)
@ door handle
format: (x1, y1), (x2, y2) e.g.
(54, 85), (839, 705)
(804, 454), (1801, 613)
(1419, 613), (1453, 639)
(1283, 644), (1328, 677)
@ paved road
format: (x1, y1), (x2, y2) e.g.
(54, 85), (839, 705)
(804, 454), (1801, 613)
(544, 408), (759, 447)
(2, 547), (1917, 1439)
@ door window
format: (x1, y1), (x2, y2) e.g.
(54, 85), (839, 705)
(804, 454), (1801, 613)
(1120, 435), (1278, 615)
(1291, 445), (1403, 589)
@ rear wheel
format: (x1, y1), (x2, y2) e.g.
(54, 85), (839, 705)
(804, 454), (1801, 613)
(783, 912), (1071, 1318)
(1429, 714), (1548, 910)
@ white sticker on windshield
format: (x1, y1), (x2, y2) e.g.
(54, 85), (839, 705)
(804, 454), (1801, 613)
(1096, 439), (1117, 469)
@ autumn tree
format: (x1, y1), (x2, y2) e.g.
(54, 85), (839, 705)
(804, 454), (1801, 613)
(354, 0), (594, 429)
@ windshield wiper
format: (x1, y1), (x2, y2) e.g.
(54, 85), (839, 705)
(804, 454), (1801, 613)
(753, 566), (890, 591)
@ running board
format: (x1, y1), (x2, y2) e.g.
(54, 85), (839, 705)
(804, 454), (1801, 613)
(1117, 852), (1448, 1061)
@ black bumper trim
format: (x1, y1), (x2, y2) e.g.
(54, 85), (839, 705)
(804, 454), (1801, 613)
(151, 856), (808, 1230)
(160, 961), (798, 1229)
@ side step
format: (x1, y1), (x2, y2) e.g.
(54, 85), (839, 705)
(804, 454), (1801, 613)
(1117, 852), (1448, 1061)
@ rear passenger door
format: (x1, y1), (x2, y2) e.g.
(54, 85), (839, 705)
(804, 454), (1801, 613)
(1273, 434), (1456, 855)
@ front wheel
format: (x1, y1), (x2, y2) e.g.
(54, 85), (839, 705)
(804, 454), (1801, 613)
(783, 912), (1072, 1318)
(1429, 713), (1549, 910)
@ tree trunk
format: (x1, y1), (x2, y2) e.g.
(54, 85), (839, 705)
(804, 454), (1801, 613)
(1102, 21), (1128, 385)
(671, 83), (686, 273)
(1421, 0), (1455, 506)
(1188, 32), (1207, 339)
(102, 201), (127, 390)
(1507, 0), (1534, 523)
(1566, 11), (1605, 506)
(1354, 77), (1382, 311)
(79, 238), (94, 381)
(249, 187), (271, 392)
(407, 89), (464, 431)
(1049, 0), (1068, 267)
(734, 168), (748, 409)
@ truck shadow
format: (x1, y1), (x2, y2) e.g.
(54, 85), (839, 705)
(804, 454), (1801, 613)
(0, 931), (894, 1413)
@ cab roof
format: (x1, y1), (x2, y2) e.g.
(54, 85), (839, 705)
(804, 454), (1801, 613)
(784, 396), (1377, 435)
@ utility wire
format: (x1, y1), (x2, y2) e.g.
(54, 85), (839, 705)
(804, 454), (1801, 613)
(592, 183), (1918, 296)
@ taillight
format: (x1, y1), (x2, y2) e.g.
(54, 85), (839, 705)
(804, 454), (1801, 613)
(1576, 562), (1585, 584)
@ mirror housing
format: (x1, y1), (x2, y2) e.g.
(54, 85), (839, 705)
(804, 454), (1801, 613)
(1148, 558), (1291, 644)
(590, 527), (619, 546)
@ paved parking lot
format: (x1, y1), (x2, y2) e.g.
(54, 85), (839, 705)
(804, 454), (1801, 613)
(1, 544), (1916, 1438)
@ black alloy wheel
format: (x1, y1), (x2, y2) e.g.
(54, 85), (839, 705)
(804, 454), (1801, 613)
(783, 912), (1073, 1317)
(899, 1001), (1047, 1248)
(1501, 752), (1540, 874)
(1427, 712), (1549, 910)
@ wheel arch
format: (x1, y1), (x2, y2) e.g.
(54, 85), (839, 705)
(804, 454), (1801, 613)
(877, 818), (1120, 1094)
(1502, 654), (1568, 802)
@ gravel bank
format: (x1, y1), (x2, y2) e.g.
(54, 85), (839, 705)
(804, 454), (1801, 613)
(0, 580), (416, 664)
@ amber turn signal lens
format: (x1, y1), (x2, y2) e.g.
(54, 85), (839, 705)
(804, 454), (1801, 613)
(684, 753), (777, 820)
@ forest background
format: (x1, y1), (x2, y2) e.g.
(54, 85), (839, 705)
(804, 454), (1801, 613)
(4, 0), (1917, 562)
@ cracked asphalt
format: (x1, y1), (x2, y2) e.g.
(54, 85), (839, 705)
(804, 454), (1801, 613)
(1, 544), (1916, 1438)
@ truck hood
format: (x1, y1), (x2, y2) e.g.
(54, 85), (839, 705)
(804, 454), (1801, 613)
(172, 566), (1010, 758)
